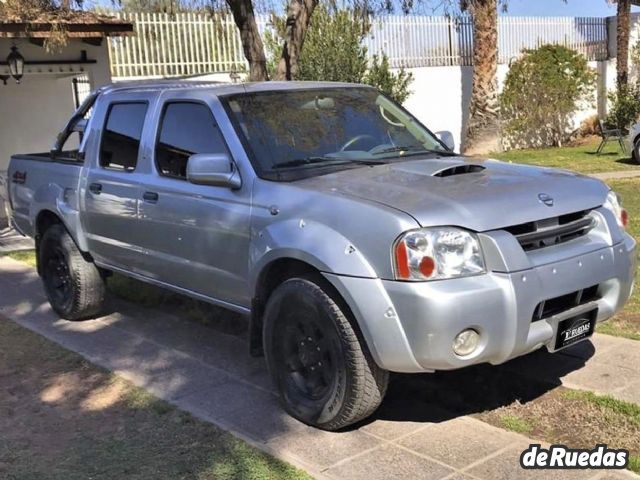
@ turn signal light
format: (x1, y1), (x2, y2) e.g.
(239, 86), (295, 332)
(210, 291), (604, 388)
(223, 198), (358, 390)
(621, 208), (629, 229)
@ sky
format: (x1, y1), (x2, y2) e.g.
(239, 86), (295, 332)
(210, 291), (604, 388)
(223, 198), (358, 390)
(498, 0), (640, 17)
(88, 0), (640, 16)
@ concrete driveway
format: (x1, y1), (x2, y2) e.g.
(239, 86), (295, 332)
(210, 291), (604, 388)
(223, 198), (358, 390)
(0, 256), (638, 480)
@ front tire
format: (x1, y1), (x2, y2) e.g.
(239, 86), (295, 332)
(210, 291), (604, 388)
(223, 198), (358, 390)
(263, 276), (388, 431)
(39, 224), (105, 320)
(633, 137), (640, 164)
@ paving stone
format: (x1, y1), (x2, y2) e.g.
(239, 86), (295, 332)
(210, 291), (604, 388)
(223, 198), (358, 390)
(586, 334), (622, 355)
(0, 228), (34, 253)
(221, 394), (309, 443)
(562, 362), (637, 394)
(175, 376), (277, 421)
(267, 427), (382, 470)
(590, 342), (640, 370)
(94, 338), (232, 401)
(324, 444), (455, 480)
(360, 397), (453, 441)
(399, 417), (517, 469)
(91, 300), (274, 390)
(611, 381), (640, 405)
(592, 170), (640, 181)
(466, 446), (598, 480)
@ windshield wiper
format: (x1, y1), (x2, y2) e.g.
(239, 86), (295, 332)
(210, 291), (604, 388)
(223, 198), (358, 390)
(372, 146), (455, 157)
(272, 157), (335, 169)
(272, 156), (386, 170)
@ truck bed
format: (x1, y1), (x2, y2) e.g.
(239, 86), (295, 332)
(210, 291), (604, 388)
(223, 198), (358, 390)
(8, 153), (83, 237)
(11, 151), (84, 165)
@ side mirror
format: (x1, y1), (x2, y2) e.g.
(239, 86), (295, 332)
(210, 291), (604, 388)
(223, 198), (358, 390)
(187, 153), (241, 189)
(435, 131), (456, 151)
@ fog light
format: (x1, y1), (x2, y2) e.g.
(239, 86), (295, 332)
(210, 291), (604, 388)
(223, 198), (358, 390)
(453, 329), (480, 356)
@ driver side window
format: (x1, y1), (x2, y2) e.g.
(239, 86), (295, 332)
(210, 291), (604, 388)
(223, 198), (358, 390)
(156, 102), (229, 179)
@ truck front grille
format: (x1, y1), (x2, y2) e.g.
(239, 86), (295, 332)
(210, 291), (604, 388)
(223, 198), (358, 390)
(531, 284), (600, 322)
(504, 210), (595, 251)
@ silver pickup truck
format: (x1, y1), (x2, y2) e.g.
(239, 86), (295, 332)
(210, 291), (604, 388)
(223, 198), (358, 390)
(6, 80), (637, 430)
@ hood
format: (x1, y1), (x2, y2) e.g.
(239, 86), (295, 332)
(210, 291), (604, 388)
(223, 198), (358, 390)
(297, 156), (609, 232)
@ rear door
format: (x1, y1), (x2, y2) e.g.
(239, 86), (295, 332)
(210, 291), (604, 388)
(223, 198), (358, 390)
(136, 96), (253, 308)
(82, 95), (153, 271)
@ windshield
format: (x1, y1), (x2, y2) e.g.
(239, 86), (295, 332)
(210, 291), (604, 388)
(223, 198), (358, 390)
(221, 87), (450, 180)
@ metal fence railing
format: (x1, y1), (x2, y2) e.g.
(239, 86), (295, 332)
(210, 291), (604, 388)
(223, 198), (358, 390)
(365, 16), (609, 68)
(108, 13), (610, 78)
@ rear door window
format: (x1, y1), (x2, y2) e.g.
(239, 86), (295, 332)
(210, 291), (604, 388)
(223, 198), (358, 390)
(100, 102), (148, 171)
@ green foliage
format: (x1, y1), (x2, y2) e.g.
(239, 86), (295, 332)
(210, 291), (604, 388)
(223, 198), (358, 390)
(500, 44), (596, 148)
(607, 82), (640, 130)
(120, 0), (207, 13)
(562, 390), (640, 426)
(364, 55), (413, 104)
(265, 6), (413, 104)
(499, 414), (534, 434)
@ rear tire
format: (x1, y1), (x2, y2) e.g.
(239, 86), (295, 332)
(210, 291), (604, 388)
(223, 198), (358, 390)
(39, 224), (105, 320)
(263, 275), (388, 431)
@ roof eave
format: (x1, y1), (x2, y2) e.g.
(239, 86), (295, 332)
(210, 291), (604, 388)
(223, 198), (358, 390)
(0, 22), (134, 38)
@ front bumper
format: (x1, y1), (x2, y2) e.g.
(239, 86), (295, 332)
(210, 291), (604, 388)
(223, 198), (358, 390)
(323, 233), (636, 373)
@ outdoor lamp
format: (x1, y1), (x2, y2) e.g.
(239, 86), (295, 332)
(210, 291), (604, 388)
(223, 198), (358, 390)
(7, 46), (24, 84)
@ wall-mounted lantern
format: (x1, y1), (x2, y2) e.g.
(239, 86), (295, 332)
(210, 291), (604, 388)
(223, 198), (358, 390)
(7, 45), (25, 84)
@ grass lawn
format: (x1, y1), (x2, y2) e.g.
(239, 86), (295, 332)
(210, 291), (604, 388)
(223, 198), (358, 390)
(476, 387), (640, 474)
(492, 137), (636, 174)
(0, 318), (311, 480)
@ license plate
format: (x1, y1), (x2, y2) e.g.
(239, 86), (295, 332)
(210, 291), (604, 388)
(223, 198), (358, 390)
(554, 309), (597, 350)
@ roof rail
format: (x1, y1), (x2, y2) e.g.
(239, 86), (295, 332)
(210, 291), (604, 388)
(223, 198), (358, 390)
(97, 79), (227, 95)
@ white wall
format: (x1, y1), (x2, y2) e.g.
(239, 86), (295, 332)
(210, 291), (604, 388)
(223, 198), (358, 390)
(400, 60), (613, 152)
(0, 39), (113, 225)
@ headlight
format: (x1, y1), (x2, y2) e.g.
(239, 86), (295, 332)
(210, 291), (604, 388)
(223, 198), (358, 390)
(603, 190), (629, 229)
(393, 227), (485, 281)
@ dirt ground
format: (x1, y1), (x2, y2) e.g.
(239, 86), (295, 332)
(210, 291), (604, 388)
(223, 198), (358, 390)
(476, 387), (640, 473)
(0, 318), (309, 480)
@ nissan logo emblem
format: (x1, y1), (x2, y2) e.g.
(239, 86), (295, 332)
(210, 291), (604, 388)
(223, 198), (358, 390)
(538, 193), (554, 207)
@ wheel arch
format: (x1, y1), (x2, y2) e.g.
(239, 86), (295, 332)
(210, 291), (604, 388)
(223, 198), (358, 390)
(34, 209), (92, 274)
(249, 255), (370, 360)
(247, 219), (380, 357)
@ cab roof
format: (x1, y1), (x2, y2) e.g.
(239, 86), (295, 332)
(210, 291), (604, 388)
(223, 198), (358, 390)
(98, 80), (369, 97)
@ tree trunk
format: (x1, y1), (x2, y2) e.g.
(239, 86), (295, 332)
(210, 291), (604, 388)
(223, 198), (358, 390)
(617, 0), (631, 88)
(463, 0), (500, 155)
(226, 0), (269, 81)
(273, 0), (319, 80)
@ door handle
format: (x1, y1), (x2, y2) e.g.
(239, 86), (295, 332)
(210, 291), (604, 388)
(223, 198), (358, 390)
(89, 183), (102, 195)
(143, 191), (159, 203)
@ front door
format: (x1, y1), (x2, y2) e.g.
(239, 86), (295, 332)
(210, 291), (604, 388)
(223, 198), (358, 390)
(136, 100), (252, 308)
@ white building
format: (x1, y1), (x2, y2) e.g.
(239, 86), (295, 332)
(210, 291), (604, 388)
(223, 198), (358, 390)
(0, 11), (133, 225)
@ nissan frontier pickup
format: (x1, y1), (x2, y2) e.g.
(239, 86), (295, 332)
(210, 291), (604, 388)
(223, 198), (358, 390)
(6, 81), (636, 430)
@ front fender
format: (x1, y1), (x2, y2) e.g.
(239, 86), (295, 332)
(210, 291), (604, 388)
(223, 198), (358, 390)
(249, 218), (377, 292)
(30, 184), (88, 252)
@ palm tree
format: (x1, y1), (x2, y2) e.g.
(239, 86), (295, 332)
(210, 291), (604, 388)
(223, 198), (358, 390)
(462, 0), (500, 155)
(617, 0), (631, 88)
